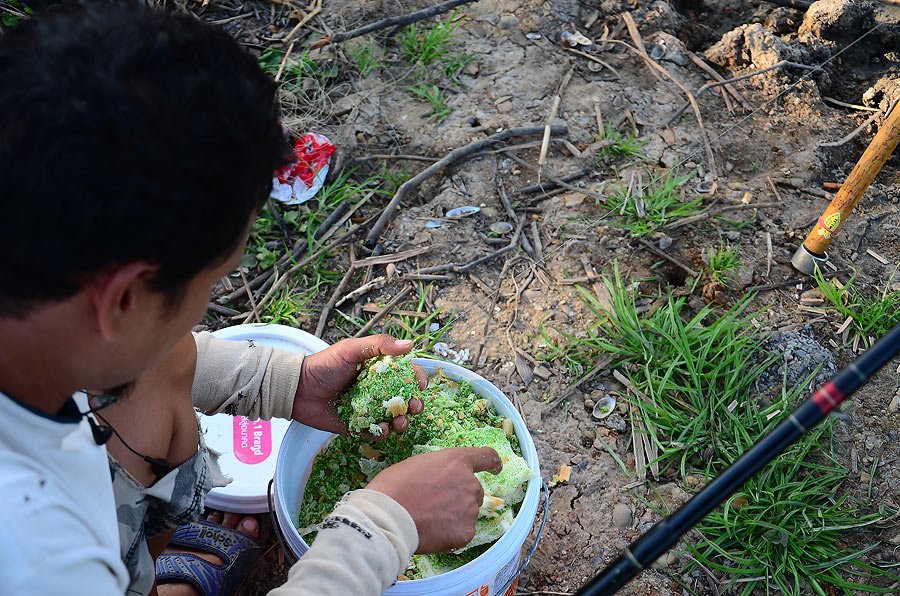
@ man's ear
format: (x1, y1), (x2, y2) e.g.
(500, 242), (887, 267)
(89, 262), (160, 342)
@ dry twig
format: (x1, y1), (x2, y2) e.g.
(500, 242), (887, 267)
(309, 0), (479, 49)
(637, 238), (699, 278)
(539, 66), (575, 177)
(365, 125), (566, 246)
(503, 152), (605, 203)
(353, 286), (414, 337)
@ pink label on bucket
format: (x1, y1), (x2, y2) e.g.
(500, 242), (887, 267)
(233, 416), (271, 464)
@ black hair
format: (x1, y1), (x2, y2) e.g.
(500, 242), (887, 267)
(0, 1), (291, 316)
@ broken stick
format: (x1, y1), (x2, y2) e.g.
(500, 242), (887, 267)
(365, 124), (567, 246)
(309, 0), (479, 49)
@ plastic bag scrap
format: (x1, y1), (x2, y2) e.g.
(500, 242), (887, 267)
(271, 132), (335, 205)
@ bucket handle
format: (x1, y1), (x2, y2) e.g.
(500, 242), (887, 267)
(267, 477), (552, 592)
(497, 479), (551, 595)
(268, 479), (301, 566)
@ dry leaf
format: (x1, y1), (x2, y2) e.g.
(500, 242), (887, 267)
(562, 192), (586, 207)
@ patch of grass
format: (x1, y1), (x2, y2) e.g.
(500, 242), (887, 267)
(398, 12), (459, 67)
(1, 0), (30, 28)
(407, 84), (451, 123)
(334, 284), (451, 358)
(442, 51), (474, 81)
(543, 265), (898, 594)
(815, 271), (900, 347)
(607, 172), (703, 237)
(378, 165), (411, 194)
(706, 243), (741, 287)
(348, 40), (383, 76)
(261, 267), (339, 325)
(257, 49), (336, 93)
(596, 122), (646, 164)
(261, 285), (314, 326)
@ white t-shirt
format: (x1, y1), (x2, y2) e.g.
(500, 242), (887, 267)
(0, 391), (129, 595)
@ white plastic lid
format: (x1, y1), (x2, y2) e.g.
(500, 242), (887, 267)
(200, 324), (329, 513)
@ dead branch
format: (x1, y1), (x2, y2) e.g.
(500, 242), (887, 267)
(503, 152), (606, 203)
(239, 269), (261, 323)
(315, 248), (357, 337)
(365, 125), (566, 246)
(473, 258), (511, 369)
(818, 102), (890, 147)
(606, 33), (719, 193)
(497, 175), (535, 259)
(361, 304), (429, 318)
(565, 47), (621, 79)
(309, 0), (479, 49)
(518, 169), (589, 195)
(417, 217), (526, 274)
(665, 60), (818, 125)
(687, 52), (751, 112)
(539, 66), (574, 175)
(405, 273), (454, 282)
(549, 354), (613, 409)
(336, 276), (387, 308)
(285, 0), (322, 43)
(530, 220), (545, 267)
(664, 201), (781, 230)
(207, 303), (240, 317)
(352, 246), (431, 268)
(353, 285), (414, 337)
(636, 238), (699, 278)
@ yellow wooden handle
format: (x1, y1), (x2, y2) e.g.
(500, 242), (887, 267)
(804, 104), (900, 255)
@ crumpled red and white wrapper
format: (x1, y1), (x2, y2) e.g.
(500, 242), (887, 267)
(270, 132), (335, 205)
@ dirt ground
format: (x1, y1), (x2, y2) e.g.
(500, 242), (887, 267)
(189, 0), (900, 593)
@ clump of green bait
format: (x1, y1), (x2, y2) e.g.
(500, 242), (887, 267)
(299, 367), (534, 579)
(336, 355), (419, 437)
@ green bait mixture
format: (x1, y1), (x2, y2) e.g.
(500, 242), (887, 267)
(336, 355), (421, 437)
(300, 364), (533, 579)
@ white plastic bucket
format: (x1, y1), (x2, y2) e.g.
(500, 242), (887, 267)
(274, 358), (542, 596)
(200, 324), (330, 513)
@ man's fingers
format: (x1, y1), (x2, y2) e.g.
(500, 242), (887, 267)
(360, 421), (392, 442)
(465, 447), (503, 475)
(391, 415), (409, 433)
(332, 335), (414, 363)
(407, 398), (424, 416)
(412, 363), (429, 390)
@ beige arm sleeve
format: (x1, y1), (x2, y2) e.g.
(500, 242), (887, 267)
(268, 489), (419, 596)
(191, 332), (304, 420)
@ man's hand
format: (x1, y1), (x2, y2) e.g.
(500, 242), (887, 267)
(367, 447), (503, 554)
(291, 334), (427, 437)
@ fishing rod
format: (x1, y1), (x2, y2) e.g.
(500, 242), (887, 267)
(577, 322), (900, 596)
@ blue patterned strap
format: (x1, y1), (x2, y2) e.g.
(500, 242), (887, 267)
(167, 520), (260, 562)
(155, 520), (263, 596)
(155, 552), (225, 596)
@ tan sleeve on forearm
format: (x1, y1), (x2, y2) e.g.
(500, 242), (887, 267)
(190, 331), (304, 420)
(268, 489), (418, 596)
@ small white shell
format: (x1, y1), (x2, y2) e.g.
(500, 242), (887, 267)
(489, 221), (514, 234)
(649, 42), (667, 61)
(446, 206), (481, 218)
(592, 395), (617, 420)
(525, 32), (542, 40)
(561, 30), (592, 48)
(696, 180), (714, 194)
(425, 219), (443, 228)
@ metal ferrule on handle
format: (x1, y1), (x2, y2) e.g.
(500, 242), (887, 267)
(577, 323), (900, 596)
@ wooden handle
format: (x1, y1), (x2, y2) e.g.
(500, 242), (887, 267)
(804, 105), (900, 255)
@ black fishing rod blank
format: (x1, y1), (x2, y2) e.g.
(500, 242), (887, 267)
(577, 323), (900, 596)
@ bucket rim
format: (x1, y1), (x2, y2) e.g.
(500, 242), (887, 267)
(274, 357), (543, 588)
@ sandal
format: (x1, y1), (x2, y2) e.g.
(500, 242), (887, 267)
(155, 519), (264, 596)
